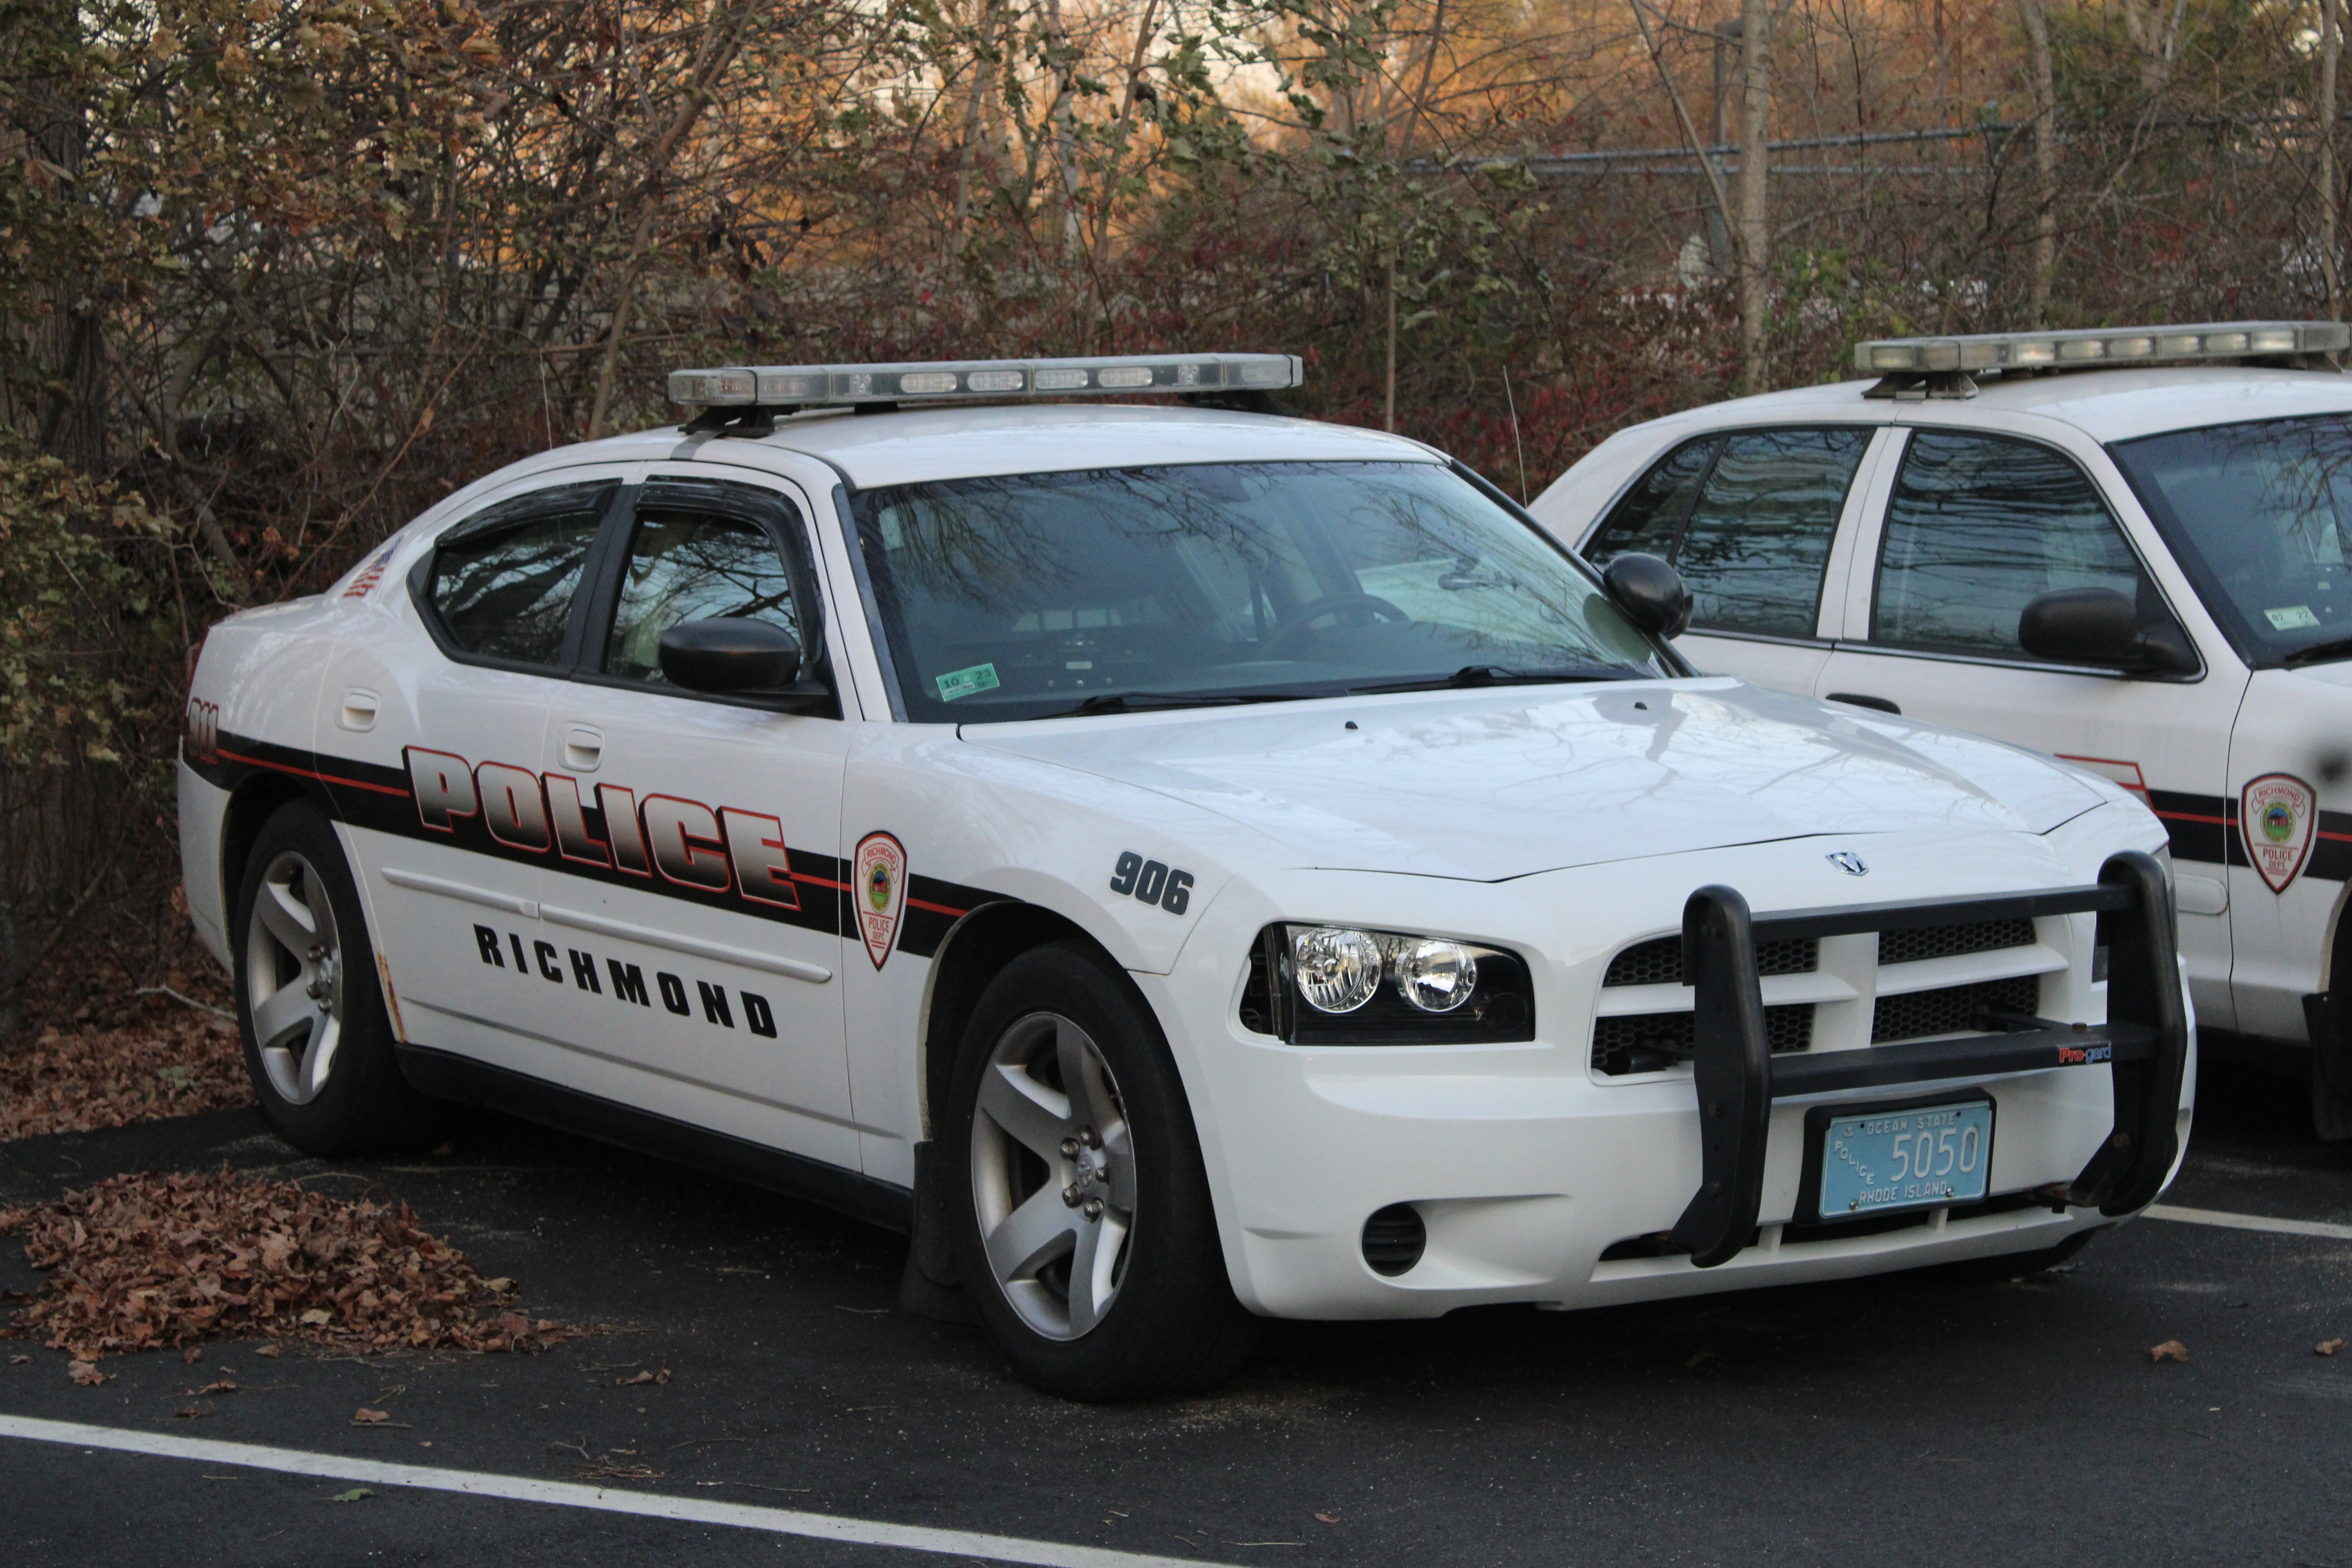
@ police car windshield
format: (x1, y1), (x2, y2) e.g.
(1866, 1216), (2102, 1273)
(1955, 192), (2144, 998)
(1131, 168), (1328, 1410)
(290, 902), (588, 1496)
(848, 460), (1669, 722)
(2113, 415), (2352, 664)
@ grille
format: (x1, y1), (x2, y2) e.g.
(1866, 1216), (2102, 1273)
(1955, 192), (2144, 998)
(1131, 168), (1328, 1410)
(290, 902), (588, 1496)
(1602, 935), (1818, 988)
(1871, 975), (2041, 1043)
(1592, 1004), (1815, 1075)
(1877, 917), (2036, 967)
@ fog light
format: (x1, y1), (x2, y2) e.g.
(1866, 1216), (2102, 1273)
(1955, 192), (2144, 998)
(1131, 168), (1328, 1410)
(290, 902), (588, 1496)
(1293, 926), (1381, 1013)
(1361, 1203), (1426, 1276)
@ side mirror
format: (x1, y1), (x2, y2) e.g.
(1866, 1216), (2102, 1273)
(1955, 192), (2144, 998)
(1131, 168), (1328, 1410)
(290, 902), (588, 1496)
(2018, 588), (2197, 673)
(658, 618), (803, 693)
(1602, 553), (1694, 639)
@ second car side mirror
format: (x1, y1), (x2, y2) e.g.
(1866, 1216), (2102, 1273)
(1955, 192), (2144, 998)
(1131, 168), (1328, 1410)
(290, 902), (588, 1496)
(2018, 588), (2197, 673)
(658, 618), (803, 693)
(1602, 553), (1694, 639)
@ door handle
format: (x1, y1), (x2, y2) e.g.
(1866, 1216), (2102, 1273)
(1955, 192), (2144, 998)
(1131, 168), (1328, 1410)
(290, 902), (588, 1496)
(1825, 692), (1901, 716)
(338, 690), (380, 732)
(562, 725), (604, 772)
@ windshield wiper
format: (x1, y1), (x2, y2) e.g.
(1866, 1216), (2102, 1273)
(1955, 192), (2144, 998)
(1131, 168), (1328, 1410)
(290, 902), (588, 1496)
(1043, 690), (1308, 718)
(2282, 636), (2352, 667)
(1348, 664), (1634, 695)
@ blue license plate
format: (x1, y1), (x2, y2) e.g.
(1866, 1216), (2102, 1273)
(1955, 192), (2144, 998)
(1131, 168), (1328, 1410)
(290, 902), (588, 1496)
(1814, 1099), (1994, 1220)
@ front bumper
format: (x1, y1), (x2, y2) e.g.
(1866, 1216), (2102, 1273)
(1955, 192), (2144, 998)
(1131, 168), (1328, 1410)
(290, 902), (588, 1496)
(1151, 842), (2192, 1321)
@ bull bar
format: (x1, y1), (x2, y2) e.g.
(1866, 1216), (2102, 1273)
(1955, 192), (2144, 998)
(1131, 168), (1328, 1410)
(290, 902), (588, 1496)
(1668, 850), (2187, 1268)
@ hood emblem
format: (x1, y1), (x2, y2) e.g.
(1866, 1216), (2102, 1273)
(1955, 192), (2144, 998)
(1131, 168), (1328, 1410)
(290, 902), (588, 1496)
(1826, 851), (1869, 876)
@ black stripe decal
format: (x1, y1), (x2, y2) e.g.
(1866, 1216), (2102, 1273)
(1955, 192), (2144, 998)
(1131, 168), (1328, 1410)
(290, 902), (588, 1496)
(187, 730), (1000, 958)
(2142, 787), (2351, 883)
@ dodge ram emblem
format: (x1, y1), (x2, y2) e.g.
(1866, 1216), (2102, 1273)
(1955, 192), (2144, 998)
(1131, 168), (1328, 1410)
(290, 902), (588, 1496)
(1826, 851), (1868, 876)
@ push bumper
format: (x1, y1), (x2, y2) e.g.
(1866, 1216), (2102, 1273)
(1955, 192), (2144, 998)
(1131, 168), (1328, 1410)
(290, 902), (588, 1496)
(1671, 850), (2187, 1267)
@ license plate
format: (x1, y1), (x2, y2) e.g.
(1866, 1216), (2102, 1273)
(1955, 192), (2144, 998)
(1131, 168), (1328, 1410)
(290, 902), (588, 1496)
(1812, 1098), (1994, 1220)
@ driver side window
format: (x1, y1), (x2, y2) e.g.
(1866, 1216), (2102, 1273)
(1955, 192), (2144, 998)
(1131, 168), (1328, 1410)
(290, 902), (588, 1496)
(601, 482), (815, 687)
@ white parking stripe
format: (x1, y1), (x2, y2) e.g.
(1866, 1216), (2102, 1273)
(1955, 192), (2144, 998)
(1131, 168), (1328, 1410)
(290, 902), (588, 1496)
(0, 1415), (1229, 1567)
(2143, 1204), (2352, 1241)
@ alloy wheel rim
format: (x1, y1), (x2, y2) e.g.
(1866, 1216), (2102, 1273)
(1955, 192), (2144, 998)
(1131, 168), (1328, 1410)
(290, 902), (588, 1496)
(242, 849), (345, 1106)
(969, 1010), (1136, 1341)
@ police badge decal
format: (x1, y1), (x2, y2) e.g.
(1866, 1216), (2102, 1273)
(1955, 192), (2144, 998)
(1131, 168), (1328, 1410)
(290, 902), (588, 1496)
(2240, 773), (2317, 894)
(854, 831), (909, 968)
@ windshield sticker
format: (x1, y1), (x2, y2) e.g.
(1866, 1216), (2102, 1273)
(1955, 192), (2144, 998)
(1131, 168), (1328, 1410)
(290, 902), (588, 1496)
(2265, 605), (2323, 631)
(855, 831), (909, 968)
(935, 663), (1001, 702)
(2242, 773), (2318, 893)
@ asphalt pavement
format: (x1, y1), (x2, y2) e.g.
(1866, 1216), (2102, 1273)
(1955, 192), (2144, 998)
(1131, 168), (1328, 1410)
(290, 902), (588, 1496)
(3, 1061), (2349, 1567)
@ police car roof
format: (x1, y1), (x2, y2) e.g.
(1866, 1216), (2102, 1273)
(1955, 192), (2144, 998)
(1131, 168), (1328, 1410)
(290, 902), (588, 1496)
(598, 402), (1442, 491)
(1652, 365), (2352, 446)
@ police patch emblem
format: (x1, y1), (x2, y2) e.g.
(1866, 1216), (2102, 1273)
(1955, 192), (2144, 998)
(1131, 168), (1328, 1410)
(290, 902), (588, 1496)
(2241, 773), (2317, 894)
(854, 831), (909, 969)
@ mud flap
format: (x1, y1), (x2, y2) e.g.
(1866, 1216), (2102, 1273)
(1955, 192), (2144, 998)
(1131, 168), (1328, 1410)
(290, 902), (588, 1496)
(898, 1140), (979, 1323)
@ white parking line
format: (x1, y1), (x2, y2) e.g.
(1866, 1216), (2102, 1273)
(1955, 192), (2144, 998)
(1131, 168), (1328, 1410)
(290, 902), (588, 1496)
(0, 1414), (1230, 1567)
(2143, 1204), (2352, 1241)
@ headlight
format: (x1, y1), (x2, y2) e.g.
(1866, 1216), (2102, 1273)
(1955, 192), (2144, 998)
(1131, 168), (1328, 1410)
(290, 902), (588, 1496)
(1239, 924), (1535, 1044)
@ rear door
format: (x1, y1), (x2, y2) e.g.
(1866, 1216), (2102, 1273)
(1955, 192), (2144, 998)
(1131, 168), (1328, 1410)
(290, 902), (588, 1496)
(1582, 425), (1886, 692)
(1810, 422), (2248, 1026)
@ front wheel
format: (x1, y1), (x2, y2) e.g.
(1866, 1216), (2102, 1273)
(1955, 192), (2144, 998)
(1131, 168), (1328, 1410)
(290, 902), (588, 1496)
(945, 941), (1257, 1400)
(232, 800), (443, 1156)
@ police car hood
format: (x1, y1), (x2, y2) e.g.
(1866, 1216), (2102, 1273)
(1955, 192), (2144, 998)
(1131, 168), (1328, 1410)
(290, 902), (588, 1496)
(963, 679), (2107, 881)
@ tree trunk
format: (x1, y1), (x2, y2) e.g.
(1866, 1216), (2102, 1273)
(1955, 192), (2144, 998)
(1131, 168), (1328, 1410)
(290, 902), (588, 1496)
(2324, 0), (2343, 319)
(2019, 0), (2057, 322)
(1737, 0), (1770, 393)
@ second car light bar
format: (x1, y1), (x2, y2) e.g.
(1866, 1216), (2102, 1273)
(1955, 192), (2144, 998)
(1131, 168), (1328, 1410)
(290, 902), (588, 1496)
(668, 353), (1303, 410)
(1853, 319), (2350, 375)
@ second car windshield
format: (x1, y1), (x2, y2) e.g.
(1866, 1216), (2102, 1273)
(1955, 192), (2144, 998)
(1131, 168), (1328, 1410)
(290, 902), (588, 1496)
(850, 460), (1668, 722)
(2112, 414), (2352, 663)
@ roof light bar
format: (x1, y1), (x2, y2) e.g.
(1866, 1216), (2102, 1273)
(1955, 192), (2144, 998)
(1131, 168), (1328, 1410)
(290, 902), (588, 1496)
(1853, 320), (2350, 376)
(667, 352), (1303, 410)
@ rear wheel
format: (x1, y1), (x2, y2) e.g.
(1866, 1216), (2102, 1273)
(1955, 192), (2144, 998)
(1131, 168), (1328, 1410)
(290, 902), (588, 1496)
(945, 941), (1257, 1400)
(233, 800), (442, 1155)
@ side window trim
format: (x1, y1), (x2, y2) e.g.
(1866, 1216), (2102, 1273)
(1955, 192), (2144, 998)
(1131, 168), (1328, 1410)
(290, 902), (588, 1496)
(407, 475), (636, 678)
(566, 473), (841, 717)
(1853, 425), (2201, 678)
(1809, 426), (1900, 641)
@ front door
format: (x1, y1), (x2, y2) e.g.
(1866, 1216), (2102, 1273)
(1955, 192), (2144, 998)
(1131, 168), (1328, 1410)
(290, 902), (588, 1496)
(1809, 426), (2248, 1026)
(539, 471), (856, 1168)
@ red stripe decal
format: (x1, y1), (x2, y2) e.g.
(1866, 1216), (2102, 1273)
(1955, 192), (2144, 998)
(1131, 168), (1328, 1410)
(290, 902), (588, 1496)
(790, 873), (850, 891)
(2154, 810), (2231, 825)
(906, 896), (968, 917)
(2320, 831), (2352, 843)
(218, 749), (412, 798)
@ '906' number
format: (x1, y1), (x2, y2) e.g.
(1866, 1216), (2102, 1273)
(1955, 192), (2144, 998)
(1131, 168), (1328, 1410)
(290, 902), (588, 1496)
(1111, 851), (1193, 915)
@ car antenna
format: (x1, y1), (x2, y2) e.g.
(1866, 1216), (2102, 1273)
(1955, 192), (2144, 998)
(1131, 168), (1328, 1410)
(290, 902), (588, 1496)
(1503, 366), (1530, 502)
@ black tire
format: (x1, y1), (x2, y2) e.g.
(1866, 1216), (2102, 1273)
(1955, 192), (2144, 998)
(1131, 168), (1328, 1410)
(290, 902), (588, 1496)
(944, 939), (1258, 1400)
(231, 799), (443, 1156)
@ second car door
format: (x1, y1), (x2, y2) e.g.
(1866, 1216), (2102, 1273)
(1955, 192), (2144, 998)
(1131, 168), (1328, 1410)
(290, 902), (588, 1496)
(1810, 423), (2249, 1027)
(540, 470), (856, 1168)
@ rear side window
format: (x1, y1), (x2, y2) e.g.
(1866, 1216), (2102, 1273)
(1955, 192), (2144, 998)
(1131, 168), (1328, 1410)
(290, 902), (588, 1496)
(1873, 432), (2147, 656)
(426, 482), (616, 668)
(1586, 428), (1869, 638)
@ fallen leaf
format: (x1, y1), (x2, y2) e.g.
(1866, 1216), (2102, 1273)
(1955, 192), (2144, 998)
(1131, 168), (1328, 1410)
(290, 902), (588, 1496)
(353, 1407), (390, 1424)
(615, 1367), (672, 1387)
(299, 1309), (334, 1327)
(481, 1277), (514, 1293)
(8, 1355), (29, 1365)
(329, 1487), (373, 1503)
(254, 1343), (281, 1358)
(2149, 1340), (2190, 1364)
(1315, 1513), (1340, 1524)
(2319, 1339), (2345, 1357)
(67, 1360), (108, 1385)
(170, 1404), (206, 1419)
(199, 1380), (238, 1396)
(182, 1346), (202, 1365)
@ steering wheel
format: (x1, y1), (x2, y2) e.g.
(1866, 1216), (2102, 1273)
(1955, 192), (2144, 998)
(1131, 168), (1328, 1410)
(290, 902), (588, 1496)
(1264, 593), (1411, 657)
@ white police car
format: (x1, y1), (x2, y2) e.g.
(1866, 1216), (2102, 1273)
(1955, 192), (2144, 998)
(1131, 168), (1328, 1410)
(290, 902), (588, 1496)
(179, 352), (2190, 1399)
(1531, 321), (2352, 1138)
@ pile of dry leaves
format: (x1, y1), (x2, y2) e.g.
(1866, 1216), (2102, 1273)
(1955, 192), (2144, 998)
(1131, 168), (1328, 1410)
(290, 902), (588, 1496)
(0, 1013), (252, 1142)
(0, 1168), (561, 1363)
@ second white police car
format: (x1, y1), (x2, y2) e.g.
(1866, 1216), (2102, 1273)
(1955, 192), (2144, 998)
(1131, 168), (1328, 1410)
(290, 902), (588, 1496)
(179, 353), (2192, 1398)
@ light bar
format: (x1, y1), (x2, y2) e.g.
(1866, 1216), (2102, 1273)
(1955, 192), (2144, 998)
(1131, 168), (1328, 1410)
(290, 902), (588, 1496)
(1853, 320), (2351, 375)
(668, 353), (1303, 409)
